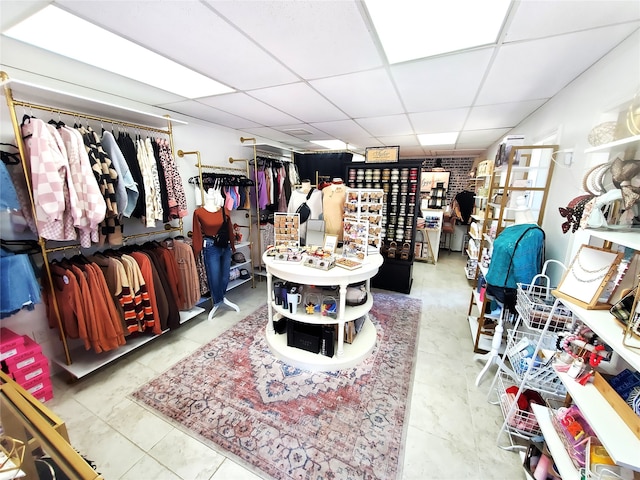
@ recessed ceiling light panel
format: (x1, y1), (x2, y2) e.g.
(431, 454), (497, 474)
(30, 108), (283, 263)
(364, 0), (510, 63)
(3, 5), (233, 99)
(418, 132), (459, 146)
(311, 139), (347, 150)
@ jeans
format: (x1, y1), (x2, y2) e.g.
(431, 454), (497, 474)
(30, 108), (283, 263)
(202, 239), (231, 305)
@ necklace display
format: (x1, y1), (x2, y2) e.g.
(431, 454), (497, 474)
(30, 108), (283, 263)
(570, 252), (611, 283)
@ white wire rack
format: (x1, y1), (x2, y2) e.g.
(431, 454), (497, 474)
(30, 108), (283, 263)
(516, 283), (575, 332)
(505, 329), (567, 396)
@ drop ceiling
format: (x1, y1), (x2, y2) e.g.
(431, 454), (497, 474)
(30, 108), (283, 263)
(1, 0), (639, 158)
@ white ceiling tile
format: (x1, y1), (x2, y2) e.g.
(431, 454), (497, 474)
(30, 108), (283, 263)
(241, 126), (307, 145)
(56, 0), (298, 91)
(409, 108), (469, 133)
(392, 48), (495, 112)
(159, 100), (261, 129)
(310, 69), (404, 118)
(477, 23), (639, 105)
(209, 0), (382, 79)
(198, 93), (300, 126)
(248, 83), (347, 123)
(356, 114), (412, 137)
(376, 135), (421, 147)
(309, 119), (374, 141)
(506, 0), (640, 43)
(465, 99), (547, 130)
(456, 128), (511, 149)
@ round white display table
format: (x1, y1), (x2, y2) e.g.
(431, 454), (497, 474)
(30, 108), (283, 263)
(263, 253), (383, 371)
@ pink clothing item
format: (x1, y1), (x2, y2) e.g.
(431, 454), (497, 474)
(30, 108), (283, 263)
(60, 127), (107, 247)
(21, 118), (77, 240)
(224, 186), (235, 211)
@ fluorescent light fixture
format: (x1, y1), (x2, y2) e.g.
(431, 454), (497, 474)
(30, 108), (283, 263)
(419, 132), (459, 146)
(3, 5), (233, 99)
(311, 140), (347, 150)
(364, 0), (510, 63)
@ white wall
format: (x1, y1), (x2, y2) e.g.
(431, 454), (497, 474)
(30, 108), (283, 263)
(484, 30), (640, 271)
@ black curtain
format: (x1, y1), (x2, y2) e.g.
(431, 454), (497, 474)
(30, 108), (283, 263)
(294, 152), (353, 185)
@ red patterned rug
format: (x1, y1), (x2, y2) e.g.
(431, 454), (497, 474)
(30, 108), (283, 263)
(131, 292), (421, 480)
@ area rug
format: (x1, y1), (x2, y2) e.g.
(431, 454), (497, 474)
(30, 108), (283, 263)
(131, 292), (421, 480)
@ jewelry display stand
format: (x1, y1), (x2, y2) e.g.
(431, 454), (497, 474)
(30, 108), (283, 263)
(553, 245), (623, 310)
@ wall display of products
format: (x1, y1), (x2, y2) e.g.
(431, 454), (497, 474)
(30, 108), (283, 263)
(346, 162), (421, 294)
(467, 145), (557, 354)
(0, 75), (208, 381)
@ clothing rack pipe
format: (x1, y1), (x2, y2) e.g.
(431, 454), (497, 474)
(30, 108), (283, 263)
(1, 71), (180, 366)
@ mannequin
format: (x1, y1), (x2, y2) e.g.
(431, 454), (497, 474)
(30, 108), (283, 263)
(512, 196), (536, 225)
(475, 195), (544, 385)
(192, 188), (239, 319)
(299, 180), (312, 194)
(287, 180), (323, 244)
(322, 178), (347, 241)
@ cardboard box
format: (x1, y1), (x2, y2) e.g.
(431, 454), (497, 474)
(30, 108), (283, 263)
(0, 327), (26, 361)
(593, 372), (640, 440)
(3, 335), (43, 371)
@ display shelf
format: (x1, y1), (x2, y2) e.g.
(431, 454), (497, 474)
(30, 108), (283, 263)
(226, 276), (253, 292)
(265, 316), (377, 372)
(558, 301), (640, 374)
(271, 294), (373, 325)
(530, 404), (581, 480)
(472, 289), (500, 320)
(554, 369), (640, 471)
(583, 133), (640, 153)
(583, 229), (640, 252)
(467, 316), (503, 353)
(263, 253), (382, 370)
(53, 306), (205, 379)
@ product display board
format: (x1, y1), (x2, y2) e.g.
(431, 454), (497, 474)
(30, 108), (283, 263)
(344, 188), (384, 253)
(273, 213), (300, 248)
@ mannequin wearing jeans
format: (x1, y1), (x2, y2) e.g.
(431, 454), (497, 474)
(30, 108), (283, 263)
(192, 188), (239, 319)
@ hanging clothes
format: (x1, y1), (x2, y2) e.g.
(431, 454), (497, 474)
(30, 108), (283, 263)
(0, 248), (41, 318)
(102, 130), (139, 218)
(77, 125), (122, 245)
(21, 117), (79, 241)
(156, 138), (188, 220)
(116, 132), (146, 219)
(59, 126), (106, 247)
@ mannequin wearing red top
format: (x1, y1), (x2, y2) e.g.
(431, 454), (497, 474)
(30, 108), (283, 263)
(192, 188), (239, 318)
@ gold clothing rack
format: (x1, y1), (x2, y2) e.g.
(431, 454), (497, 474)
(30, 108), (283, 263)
(179, 149), (255, 289)
(1, 71), (182, 367)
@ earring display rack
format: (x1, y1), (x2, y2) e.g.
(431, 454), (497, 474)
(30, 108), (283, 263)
(1, 72), (204, 379)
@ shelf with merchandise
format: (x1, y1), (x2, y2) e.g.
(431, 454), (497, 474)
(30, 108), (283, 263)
(542, 228), (640, 473)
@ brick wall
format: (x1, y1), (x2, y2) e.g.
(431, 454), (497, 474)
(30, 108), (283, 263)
(415, 157), (475, 205)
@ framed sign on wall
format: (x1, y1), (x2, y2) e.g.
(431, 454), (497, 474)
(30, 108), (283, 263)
(365, 146), (400, 163)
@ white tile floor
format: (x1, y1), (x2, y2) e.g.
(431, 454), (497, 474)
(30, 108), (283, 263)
(46, 253), (524, 479)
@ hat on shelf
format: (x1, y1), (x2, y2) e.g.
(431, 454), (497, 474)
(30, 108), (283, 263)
(239, 268), (251, 280)
(232, 252), (246, 264)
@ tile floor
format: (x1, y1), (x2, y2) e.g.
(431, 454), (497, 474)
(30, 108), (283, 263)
(46, 253), (524, 480)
